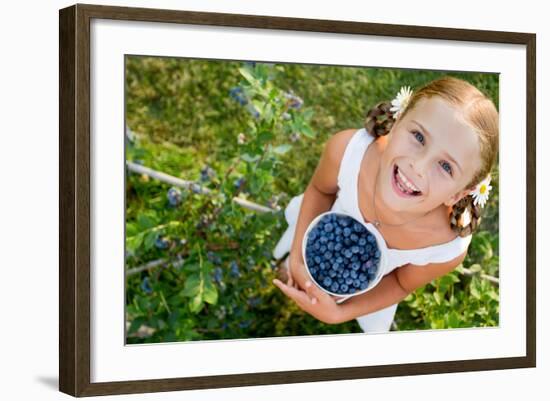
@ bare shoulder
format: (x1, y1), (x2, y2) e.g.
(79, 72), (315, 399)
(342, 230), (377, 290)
(309, 128), (359, 195)
(324, 128), (358, 160)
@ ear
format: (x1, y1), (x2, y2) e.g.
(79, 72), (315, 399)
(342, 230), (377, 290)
(444, 186), (476, 207)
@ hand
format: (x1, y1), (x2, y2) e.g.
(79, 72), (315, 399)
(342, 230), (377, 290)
(286, 253), (310, 291)
(273, 278), (345, 324)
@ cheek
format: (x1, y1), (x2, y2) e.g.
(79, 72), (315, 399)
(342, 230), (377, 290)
(387, 138), (414, 158)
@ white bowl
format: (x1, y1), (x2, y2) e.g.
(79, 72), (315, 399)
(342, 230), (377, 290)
(301, 211), (387, 303)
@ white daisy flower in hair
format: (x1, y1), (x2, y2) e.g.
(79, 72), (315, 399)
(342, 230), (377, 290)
(470, 175), (492, 208)
(390, 86), (413, 119)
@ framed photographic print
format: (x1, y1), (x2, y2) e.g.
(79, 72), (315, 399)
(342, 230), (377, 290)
(59, 3), (536, 397)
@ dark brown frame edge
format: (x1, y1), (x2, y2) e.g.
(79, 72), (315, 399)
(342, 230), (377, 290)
(59, 3), (536, 397)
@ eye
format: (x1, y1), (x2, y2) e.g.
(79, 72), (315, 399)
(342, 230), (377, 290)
(412, 130), (425, 145)
(440, 161), (453, 176)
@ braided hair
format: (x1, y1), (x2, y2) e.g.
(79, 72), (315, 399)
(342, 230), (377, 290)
(363, 77), (498, 237)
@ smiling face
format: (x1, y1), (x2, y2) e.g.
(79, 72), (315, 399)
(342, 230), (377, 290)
(376, 96), (482, 215)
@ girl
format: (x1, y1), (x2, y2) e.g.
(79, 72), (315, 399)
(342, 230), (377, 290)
(271, 76), (499, 333)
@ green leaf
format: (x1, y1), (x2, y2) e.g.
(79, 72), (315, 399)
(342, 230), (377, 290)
(446, 311), (460, 328)
(128, 316), (146, 335)
(143, 231), (157, 251)
(203, 280), (218, 305)
(185, 263), (201, 273)
(302, 109), (314, 121)
(126, 233), (144, 254)
(470, 278), (481, 299)
(301, 125), (315, 139)
(449, 273), (461, 284)
(272, 144), (292, 154)
(126, 222), (139, 237)
(433, 291), (442, 305)
(258, 130), (274, 142)
(264, 103), (274, 122)
(182, 274), (201, 297)
(189, 293), (204, 313)
(238, 67), (257, 84)
(252, 100), (265, 116)
(137, 297), (151, 312)
(469, 264), (482, 273)
(137, 212), (157, 230)
(242, 153), (261, 163)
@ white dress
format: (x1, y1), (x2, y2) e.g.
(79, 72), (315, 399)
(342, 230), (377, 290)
(272, 127), (472, 333)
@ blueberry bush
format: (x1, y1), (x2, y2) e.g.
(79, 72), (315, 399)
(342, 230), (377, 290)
(125, 56), (499, 343)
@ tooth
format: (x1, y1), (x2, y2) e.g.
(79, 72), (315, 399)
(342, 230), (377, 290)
(398, 168), (418, 191)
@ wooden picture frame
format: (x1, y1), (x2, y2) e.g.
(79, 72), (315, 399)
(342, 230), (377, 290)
(59, 3), (536, 397)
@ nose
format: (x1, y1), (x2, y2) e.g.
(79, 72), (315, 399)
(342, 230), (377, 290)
(410, 156), (429, 179)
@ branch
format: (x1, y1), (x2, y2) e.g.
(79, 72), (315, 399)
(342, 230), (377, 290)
(459, 267), (499, 285)
(126, 161), (276, 214)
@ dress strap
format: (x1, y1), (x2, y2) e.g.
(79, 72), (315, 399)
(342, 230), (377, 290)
(337, 128), (373, 190)
(337, 128), (375, 222)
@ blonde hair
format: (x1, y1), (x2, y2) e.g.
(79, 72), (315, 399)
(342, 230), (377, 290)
(364, 76), (499, 237)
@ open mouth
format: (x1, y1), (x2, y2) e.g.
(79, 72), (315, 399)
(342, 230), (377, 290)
(392, 164), (422, 197)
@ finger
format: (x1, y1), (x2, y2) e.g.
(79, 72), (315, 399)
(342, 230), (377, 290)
(304, 280), (332, 304)
(284, 257), (294, 287)
(292, 263), (310, 290)
(303, 280), (318, 304)
(273, 279), (310, 305)
(286, 267), (294, 287)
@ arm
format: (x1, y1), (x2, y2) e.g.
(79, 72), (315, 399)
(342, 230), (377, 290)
(286, 128), (358, 290)
(338, 250), (468, 322)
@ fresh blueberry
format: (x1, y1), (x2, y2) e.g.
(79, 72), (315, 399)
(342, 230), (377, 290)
(230, 260), (241, 278)
(141, 276), (153, 294)
(213, 267), (223, 284)
(233, 177), (246, 189)
(247, 296), (261, 307)
(167, 187), (182, 206)
(200, 165), (215, 182)
(154, 236), (170, 250)
(239, 319), (252, 329)
(229, 86), (248, 106)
